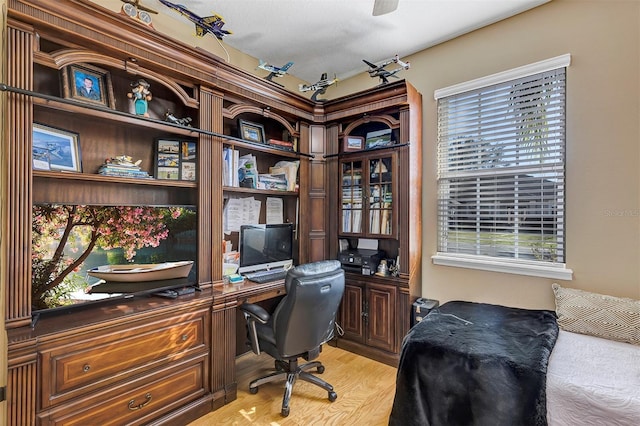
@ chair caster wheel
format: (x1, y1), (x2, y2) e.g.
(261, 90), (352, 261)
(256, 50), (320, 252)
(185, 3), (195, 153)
(317, 365), (325, 374)
(249, 386), (258, 394)
(328, 391), (337, 402)
(281, 406), (290, 417)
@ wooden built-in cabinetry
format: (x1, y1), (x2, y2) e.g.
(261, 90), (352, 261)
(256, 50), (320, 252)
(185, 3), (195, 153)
(3, 0), (421, 423)
(325, 85), (423, 366)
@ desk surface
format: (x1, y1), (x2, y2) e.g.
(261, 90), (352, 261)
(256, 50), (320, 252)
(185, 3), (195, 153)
(214, 278), (286, 305)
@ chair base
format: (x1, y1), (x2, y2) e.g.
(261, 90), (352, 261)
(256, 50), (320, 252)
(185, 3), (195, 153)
(249, 358), (337, 417)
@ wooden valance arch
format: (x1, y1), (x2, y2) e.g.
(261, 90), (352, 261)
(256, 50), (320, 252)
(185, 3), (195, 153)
(40, 49), (199, 108)
(340, 113), (399, 137)
(225, 103), (299, 138)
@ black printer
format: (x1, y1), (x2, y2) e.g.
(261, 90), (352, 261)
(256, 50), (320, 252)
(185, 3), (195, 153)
(338, 249), (385, 275)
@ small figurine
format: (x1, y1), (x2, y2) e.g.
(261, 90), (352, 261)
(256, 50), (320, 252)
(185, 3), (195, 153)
(128, 79), (152, 117)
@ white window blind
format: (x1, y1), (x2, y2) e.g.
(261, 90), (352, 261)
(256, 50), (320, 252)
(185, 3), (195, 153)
(437, 67), (566, 268)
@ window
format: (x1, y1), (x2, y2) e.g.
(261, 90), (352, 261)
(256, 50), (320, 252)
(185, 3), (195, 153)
(433, 55), (572, 280)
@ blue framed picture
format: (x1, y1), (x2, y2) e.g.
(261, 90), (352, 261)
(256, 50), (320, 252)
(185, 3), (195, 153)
(32, 123), (82, 172)
(63, 63), (115, 108)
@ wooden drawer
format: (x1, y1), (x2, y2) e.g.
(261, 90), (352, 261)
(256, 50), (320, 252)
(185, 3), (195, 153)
(40, 311), (208, 409)
(240, 287), (286, 304)
(39, 355), (208, 426)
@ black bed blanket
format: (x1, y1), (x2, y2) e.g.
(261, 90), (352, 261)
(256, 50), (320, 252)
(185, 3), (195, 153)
(389, 301), (558, 426)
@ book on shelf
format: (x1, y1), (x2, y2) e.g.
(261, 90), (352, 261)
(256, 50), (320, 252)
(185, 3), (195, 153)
(222, 147), (240, 187)
(267, 138), (294, 151)
(97, 159), (151, 179)
(257, 173), (288, 191)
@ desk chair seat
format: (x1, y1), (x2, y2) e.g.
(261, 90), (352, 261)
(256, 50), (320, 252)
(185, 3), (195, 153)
(240, 260), (345, 417)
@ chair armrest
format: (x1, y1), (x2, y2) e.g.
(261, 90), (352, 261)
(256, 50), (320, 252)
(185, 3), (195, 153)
(240, 302), (270, 324)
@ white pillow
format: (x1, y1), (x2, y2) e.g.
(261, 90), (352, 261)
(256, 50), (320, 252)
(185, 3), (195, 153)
(552, 283), (640, 346)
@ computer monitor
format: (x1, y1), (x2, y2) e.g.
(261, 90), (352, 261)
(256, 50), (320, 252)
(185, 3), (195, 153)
(238, 223), (294, 274)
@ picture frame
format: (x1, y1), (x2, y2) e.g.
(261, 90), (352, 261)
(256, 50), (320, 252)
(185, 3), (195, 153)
(155, 138), (197, 181)
(343, 135), (364, 152)
(63, 63), (115, 108)
(32, 123), (82, 172)
(365, 128), (393, 149)
(238, 119), (266, 144)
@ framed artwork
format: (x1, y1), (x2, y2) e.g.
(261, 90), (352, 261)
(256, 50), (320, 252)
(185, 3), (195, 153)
(238, 119), (265, 143)
(63, 63), (115, 108)
(32, 123), (82, 172)
(365, 128), (393, 149)
(343, 135), (364, 152)
(155, 139), (197, 181)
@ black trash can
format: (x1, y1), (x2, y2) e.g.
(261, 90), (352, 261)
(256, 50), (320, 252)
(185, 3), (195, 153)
(411, 298), (439, 327)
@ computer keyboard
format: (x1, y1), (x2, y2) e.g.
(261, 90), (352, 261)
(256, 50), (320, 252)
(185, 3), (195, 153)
(244, 268), (288, 283)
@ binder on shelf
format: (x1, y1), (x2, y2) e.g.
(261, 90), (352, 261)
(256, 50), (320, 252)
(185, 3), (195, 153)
(223, 147), (240, 187)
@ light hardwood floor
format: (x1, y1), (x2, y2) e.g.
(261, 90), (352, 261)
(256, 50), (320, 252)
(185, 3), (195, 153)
(188, 345), (398, 425)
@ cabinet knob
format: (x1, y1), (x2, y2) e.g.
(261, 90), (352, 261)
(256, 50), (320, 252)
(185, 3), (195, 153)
(181, 334), (189, 341)
(83, 364), (91, 373)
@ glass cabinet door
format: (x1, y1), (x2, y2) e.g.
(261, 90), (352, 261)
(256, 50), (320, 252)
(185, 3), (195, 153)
(340, 152), (396, 237)
(341, 160), (363, 234)
(368, 155), (394, 235)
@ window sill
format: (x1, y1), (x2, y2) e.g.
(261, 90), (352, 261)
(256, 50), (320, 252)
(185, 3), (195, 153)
(431, 253), (573, 280)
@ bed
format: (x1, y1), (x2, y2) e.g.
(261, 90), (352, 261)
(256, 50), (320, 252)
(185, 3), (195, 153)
(546, 329), (640, 425)
(389, 297), (640, 426)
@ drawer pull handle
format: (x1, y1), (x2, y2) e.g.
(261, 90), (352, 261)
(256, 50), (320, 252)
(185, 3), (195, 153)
(181, 334), (189, 341)
(83, 364), (91, 372)
(128, 393), (152, 411)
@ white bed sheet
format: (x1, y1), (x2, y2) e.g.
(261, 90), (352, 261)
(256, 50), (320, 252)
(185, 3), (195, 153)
(546, 329), (640, 425)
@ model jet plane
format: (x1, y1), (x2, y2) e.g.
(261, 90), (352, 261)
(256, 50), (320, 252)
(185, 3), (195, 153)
(363, 54), (410, 84)
(299, 73), (338, 102)
(257, 60), (294, 84)
(158, 0), (231, 40)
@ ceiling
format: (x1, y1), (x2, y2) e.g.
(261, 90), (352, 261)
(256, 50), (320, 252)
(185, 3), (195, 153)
(149, 0), (550, 83)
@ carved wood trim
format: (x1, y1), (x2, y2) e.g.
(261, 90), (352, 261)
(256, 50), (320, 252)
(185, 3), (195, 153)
(34, 48), (199, 108)
(341, 114), (400, 137)
(5, 22), (33, 328)
(225, 104), (298, 137)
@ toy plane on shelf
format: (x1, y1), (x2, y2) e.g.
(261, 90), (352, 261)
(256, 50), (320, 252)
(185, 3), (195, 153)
(158, 0), (231, 40)
(257, 60), (294, 84)
(299, 73), (338, 102)
(363, 54), (410, 84)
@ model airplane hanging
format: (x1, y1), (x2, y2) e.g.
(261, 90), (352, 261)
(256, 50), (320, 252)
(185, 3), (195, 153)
(257, 60), (294, 84)
(158, 0), (232, 40)
(363, 54), (410, 85)
(299, 73), (338, 102)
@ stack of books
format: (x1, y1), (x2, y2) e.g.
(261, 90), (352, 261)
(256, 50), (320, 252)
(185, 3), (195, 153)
(98, 156), (151, 179)
(267, 138), (294, 151)
(257, 173), (288, 191)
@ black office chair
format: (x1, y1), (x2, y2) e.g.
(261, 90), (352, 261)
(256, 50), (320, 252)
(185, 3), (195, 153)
(239, 260), (345, 417)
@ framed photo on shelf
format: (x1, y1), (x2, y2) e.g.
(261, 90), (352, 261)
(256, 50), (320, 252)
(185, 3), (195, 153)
(155, 138), (197, 181)
(365, 128), (393, 149)
(343, 135), (364, 152)
(62, 63), (115, 108)
(238, 119), (265, 143)
(32, 123), (82, 172)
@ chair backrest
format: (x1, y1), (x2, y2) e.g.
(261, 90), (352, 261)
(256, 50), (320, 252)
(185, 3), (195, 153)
(271, 260), (345, 358)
